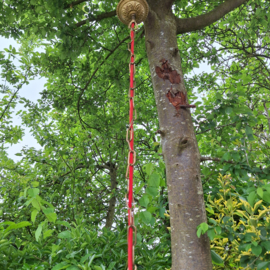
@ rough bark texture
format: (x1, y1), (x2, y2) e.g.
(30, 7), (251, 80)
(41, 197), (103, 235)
(144, 1), (212, 269)
(105, 166), (117, 229)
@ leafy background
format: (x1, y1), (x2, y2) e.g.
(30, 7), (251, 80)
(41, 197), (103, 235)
(0, 0), (270, 269)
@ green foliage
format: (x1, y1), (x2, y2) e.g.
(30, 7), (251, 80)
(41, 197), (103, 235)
(197, 222), (209, 238)
(0, 0), (270, 269)
(0, 219), (171, 270)
(198, 174), (270, 269)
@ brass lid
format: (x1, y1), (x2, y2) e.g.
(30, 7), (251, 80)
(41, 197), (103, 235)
(117, 0), (149, 25)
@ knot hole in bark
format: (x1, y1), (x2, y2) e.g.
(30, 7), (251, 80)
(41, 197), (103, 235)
(147, 40), (155, 50)
(181, 138), (188, 145)
(156, 129), (166, 137)
(177, 137), (189, 155)
(170, 47), (179, 57)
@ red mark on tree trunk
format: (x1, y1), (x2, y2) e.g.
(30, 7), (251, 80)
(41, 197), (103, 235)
(166, 90), (196, 115)
(156, 58), (195, 115)
(155, 59), (181, 84)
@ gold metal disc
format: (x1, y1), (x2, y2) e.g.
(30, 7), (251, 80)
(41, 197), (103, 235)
(117, 0), (149, 25)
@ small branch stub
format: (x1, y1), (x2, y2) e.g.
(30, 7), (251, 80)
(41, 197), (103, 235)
(117, 0), (149, 25)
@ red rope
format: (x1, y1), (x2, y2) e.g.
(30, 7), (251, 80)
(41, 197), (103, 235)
(128, 21), (135, 270)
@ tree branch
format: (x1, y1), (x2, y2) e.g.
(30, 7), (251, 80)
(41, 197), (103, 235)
(165, 0), (176, 8)
(196, 122), (236, 135)
(176, 0), (248, 34)
(64, 0), (89, 9)
(105, 166), (117, 229)
(200, 156), (235, 164)
(75, 10), (116, 27)
(0, 88), (20, 121)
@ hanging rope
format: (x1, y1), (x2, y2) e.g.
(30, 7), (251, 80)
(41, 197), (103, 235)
(116, 1), (148, 269)
(125, 17), (137, 270)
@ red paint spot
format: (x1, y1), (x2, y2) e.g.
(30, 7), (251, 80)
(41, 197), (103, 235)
(155, 59), (181, 84)
(166, 90), (196, 113)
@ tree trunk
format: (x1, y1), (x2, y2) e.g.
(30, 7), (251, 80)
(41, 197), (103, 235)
(144, 2), (212, 269)
(105, 166), (117, 229)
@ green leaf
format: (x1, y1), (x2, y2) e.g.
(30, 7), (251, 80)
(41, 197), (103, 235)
(56, 221), (71, 229)
(227, 198), (233, 211)
(215, 226), (222, 235)
(146, 187), (158, 197)
(206, 206), (214, 214)
(160, 178), (166, 187)
(80, 253), (91, 264)
(211, 250), (224, 266)
(257, 187), (264, 198)
(107, 262), (116, 270)
(197, 222), (208, 238)
(225, 107), (233, 114)
(245, 126), (253, 135)
(6, 221), (32, 232)
(139, 195), (150, 208)
(36, 6), (43, 13)
(66, 266), (80, 270)
(140, 211), (152, 224)
(28, 188), (40, 198)
(197, 227), (202, 238)
(251, 244), (262, 256)
(145, 163), (154, 175)
(43, 229), (54, 239)
(31, 209), (39, 223)
(252, 241), (258, 246)
(148, 173), (160, 187)
(200, 223), (209, 233)
(247, 134), (255, 141)
(208, 218), (217, 225)
(35, 223), (43, 242)
(66, 249), (82, 259)
(207, 229), (216, 240)
(136, 233), (142, 243)
(31, 198), (41, 210)
(231, 152), (240, 161)
(159, 207), (166, 218)
(51, 262), (69, 270)
(263, 191), (270, 203)
(31, 181), (39, 187)
(222, 152), (231, 161)
(31, 196), (41, 210)
(42, 207), (54, 214)
(257, 261), (270, 270)
(147, 206), (158, 213)
(0, 221), (15, 226)
(247, 191), (257, 207)
(45, 212), (57, 223)
(150, 216), (156, 226)
(261, 241), (270, 251)
(58, 230), (72, 239)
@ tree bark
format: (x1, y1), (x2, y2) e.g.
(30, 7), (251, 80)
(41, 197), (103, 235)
(144, 3), (212, 270)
